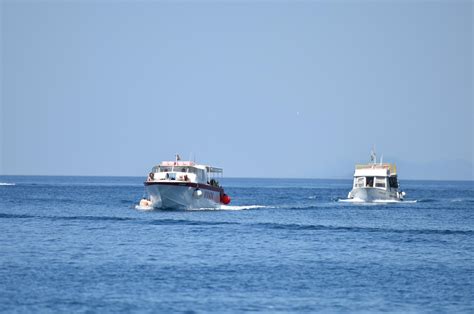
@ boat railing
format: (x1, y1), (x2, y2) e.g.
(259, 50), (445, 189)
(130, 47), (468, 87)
(355, 163), (397, 174)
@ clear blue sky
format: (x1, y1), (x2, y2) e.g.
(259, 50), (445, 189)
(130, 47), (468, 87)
(1, 0), (472, 180)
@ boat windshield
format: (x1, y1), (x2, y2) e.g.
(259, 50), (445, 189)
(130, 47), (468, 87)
(153, 166), (198, 173)
(152, 166), (169, 172)
(354, 177), (365, 188)
(389, 176), (399, 188)
(150, 163), (222, 184)
(374, 177), (386, 188)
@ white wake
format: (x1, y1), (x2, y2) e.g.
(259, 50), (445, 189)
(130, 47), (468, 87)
(338, 198), (417, 204)
(0, 182), (15, 186)
(134, 204), (265, 211)
(187, 205), (266, 211)
(218, 205), (266, 211)
(134, 204), (154, 211)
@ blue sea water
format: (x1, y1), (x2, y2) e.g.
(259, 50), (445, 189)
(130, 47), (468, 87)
(0, 176), (473, 313)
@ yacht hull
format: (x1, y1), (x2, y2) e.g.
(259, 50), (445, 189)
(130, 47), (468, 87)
(348, 188), (402, 202)
(145, 181), (223, 209)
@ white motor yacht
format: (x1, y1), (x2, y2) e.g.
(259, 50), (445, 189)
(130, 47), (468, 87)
(347, 151), (405, 202)
(144, 156), (231, 209)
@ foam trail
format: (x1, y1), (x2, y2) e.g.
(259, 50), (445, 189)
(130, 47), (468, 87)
(134, 205), (154, 211)
(373, 199), (417, 204)
(134, 204), (265, 211)
(338, 198), (366, 203)
(0, 183), (15, 186)
(187, 205), (266, 211)
(373, 199), (404, 203)
(338, 198), (417, 204)
(219, 205), (266, 211)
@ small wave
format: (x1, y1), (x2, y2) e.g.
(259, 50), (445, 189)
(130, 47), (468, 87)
(0, 182), (15, 186)
(0, 213), (35, 219)
(272, 203), (341, 210)
(50, 215), (135, 222)
(254, 222), (473, 235)
(450, 198), (474, 203)
(277, 204), (322, 210)
(417, 199), (437, 203)
(0, 213), (134, 222)
(147, 219), (237, 226)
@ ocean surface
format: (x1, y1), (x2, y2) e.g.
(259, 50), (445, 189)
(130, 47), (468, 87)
(0, 176), (473, 313)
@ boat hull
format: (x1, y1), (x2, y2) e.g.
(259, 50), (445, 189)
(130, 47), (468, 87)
(348, 187), (402, 202)
(144, 181), (223, 209)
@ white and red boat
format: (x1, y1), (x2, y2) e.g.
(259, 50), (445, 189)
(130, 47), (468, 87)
(143, 156), (231, 209)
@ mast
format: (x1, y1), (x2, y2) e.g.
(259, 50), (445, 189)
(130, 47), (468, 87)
(370, 145), (377, 164)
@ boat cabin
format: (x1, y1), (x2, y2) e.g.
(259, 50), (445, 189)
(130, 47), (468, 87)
(352, 163), (398, 190)
(149, 161), (223, 185)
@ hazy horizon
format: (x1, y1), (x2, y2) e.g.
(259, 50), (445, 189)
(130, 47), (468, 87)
(1, 0), (472, 180)
(0, 173), (473, 182)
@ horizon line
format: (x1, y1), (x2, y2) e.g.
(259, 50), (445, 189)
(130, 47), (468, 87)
(0, 174), (473, 182)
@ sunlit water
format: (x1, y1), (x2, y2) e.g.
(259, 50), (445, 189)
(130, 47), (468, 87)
(0, 176), (473, 312)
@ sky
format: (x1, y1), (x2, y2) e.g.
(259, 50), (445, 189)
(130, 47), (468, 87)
(1, 0), (472, 180)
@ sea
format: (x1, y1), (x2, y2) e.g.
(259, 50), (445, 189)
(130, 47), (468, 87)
(0, 176), (473, 313)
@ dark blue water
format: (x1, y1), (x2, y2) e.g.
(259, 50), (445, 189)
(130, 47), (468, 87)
(0, 176), (473, 313)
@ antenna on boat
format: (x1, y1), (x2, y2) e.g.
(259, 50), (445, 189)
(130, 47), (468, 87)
(370, 145), (377, 164)
(380, 154), (383, 165)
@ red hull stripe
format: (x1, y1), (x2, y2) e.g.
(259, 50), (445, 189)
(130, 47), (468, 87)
(144, 181), (224, 193)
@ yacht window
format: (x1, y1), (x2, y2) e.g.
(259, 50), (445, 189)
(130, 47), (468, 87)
(354, 177), (365, 188)
(197, 169), (206, 182)
(375, 177), (386, 188)
(365, 176), (374, 187)
(389, 176), (399, 188)
(160, 167), (172, 173)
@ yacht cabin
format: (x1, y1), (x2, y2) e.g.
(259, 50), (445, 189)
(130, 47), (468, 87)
(149, 161), (223, 186)
(352, 163), (399, 191)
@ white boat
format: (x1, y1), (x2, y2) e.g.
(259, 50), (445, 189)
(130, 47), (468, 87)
(143, 156), (231, 209)
(347, 151), (405, 202)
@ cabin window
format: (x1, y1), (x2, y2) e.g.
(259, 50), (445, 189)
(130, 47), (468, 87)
(365, 176), (374, 187)
(197, 169), (206, 182)
(375, 177), (386, 188)
(389, 176), (399, 188)
(354, 177), (365, 188)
